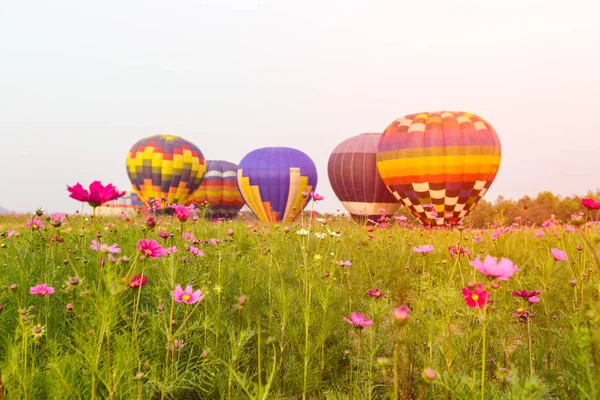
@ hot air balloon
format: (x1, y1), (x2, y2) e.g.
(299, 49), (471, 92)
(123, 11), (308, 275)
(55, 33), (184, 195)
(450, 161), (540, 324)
(237, 147), (318, 223)
(376, 112), (501, 226)
(188, 160), (245, 219)
(126, 134), (206, 209)
(96, 191), (145, 217)
(328, 133), (400, 221)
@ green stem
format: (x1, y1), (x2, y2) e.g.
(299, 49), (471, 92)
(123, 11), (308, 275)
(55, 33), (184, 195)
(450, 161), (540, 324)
(527, 314), (533, 377)
(481, 305), (488, 400)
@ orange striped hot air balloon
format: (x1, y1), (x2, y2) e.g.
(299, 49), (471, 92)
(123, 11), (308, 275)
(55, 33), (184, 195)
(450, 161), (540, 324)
(188, 160), (245, 219)
(376, 111), (501, 226)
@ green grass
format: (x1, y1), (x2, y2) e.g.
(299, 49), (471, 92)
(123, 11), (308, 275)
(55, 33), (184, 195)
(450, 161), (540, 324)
(0, 211), (599, 399)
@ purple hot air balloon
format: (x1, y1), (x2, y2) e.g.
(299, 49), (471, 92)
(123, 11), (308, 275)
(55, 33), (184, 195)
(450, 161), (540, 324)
(237, 147), (318, 223)
(328, 133), (400, 221)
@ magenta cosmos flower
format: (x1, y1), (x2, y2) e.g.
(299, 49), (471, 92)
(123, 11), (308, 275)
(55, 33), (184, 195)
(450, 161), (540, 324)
(30, 284), (55, 296)
(136, 239), (165, 258)
(551, 248), (567, 261)
(67, 181), (125, 208)
(470, 255), (519, 280)
(582, 198), (600, 211)
(343, 312), (373, 328)
(128, 274), (148, 288)
(173, 204), (194, 222)
(336, 260), (352, 267)
(413, 245), (434, 255)
(462, 284), (490, 308)
(311, 191), (324, 201)
(366, 288), (387, 299)
(512, 290), (541, 304)
(173, 284), (203, 304)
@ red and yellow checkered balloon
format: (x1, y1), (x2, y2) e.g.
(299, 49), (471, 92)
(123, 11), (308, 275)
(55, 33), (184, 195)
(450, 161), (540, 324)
(376, 112), (501, 226)
(126, 134), (206, 207)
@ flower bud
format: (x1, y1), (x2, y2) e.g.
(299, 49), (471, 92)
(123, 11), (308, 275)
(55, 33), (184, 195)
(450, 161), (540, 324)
(422, 368), (437, 381)
(393, 305), (410, 325)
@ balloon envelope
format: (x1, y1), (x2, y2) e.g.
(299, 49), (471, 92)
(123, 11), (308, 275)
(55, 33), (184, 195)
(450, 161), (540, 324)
(96, 191), (144, 217)
(188, 160), (245, 219)
(328, 133), (400, 221)
(237, 147), (318, 223)
(126, 134), (206, 208)
(376, 112), (501, 226)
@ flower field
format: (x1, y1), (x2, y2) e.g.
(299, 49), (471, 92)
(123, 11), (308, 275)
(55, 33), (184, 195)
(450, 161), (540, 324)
(1, 206), (599, 399)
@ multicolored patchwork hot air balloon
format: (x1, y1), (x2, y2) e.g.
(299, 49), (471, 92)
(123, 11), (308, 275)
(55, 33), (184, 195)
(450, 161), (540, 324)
(237, 147), (318, 223)
(96, 191), (145, 217)
(376, 112), (501, 226)
(188, 160), (245, 219)
(328, 133), (400, 221)
(126, 135), (206, 208)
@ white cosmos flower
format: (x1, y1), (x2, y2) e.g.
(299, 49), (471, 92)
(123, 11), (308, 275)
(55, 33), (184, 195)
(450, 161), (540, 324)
(314, 232), (327, 239)
(327, 228), (341, 237)
(296, 229), (309, 236)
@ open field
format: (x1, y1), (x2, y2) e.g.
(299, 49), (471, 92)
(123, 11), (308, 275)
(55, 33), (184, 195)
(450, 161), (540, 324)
(0, 209), (599, 399)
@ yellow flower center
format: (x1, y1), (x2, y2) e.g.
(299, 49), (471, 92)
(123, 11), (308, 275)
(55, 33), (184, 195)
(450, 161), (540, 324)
(471, 294), (479, 301)
(39, 290), (46, 295)
(517, 307), (525, 314)
(182, 294), (191, 301)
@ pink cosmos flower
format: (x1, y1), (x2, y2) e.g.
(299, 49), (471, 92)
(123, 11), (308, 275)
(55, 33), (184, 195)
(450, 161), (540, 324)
(173, 284), (203, 304)
(470, 255), (519, 280)
(413, 245), (434, 255)
(343, 312), (373, 328)
(448, 245), (471, 260)
(90, 240), (121, 254)
(67, 181), (125, 208)
(188, 246), (205, 256)
(366, 288), (387, 299)
(30, 284), (55, 296)
(158, 231), (171, 239)
(512, 290), (541, 304)
(49, 212), (66, 227)
(164, 246), (177, 255)
(311, 191), (324, 201)
(5, 230), (16, 238)
(462, 284), (490, 308)
(173, 204), (193, 222)
(128, 274), (148, 288)
(551, 248), (567, 261)
(535, 231), (545, 238)
(136, 239), (165, 258)
(336, 260), (352, 267)
(473, 234), (482, 243)
(227, 229), (234, 236)
(27, 218), (44, 231)
(582, 198), (600, 211)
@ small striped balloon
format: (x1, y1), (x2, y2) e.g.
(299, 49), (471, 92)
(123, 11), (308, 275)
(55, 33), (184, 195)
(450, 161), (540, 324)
(376, 112), (501, 226)
(96, 191), (145, 217)
(237, 147), (318, 223)
(328, 133), (400, 221)
(188, 160), (245, 219)
(126, 134), (206, 207)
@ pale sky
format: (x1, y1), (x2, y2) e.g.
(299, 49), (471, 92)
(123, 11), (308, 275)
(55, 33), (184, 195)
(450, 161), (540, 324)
(1, 0), (599, 214)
